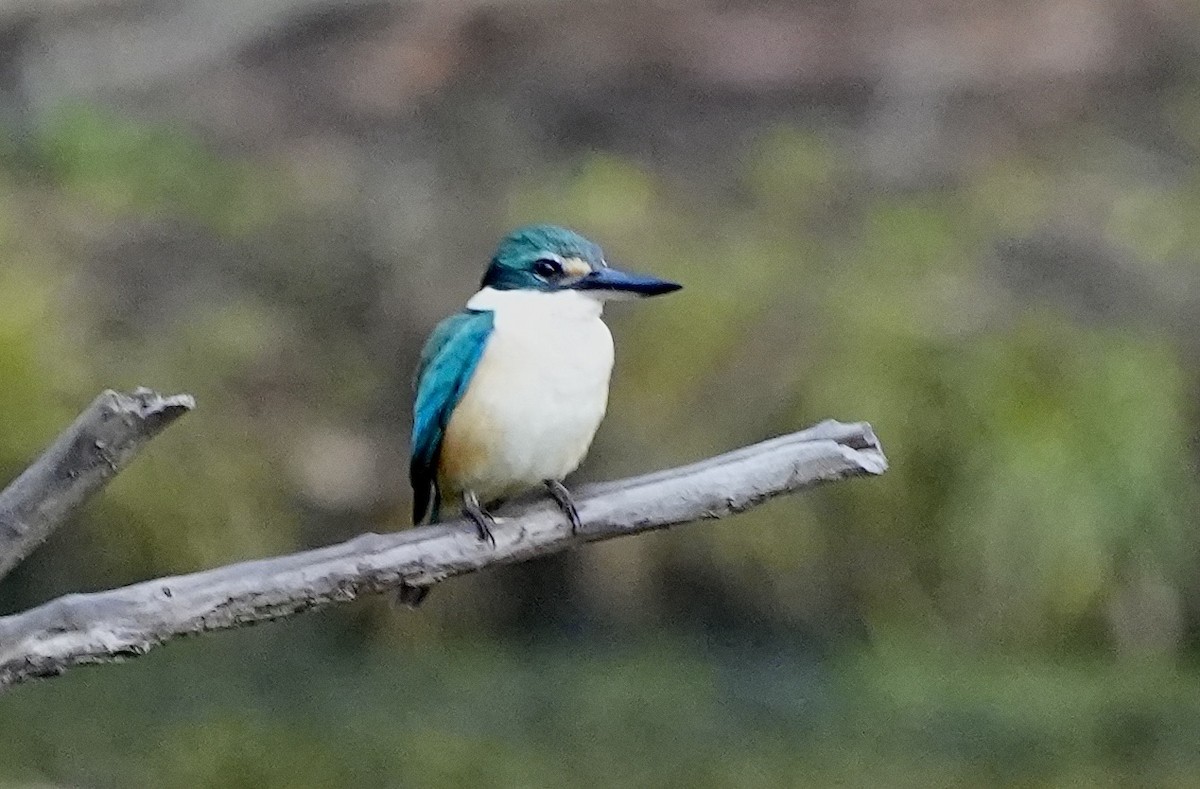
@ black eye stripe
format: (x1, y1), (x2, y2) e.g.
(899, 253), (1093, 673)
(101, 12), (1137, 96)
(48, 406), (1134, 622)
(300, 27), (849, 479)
(534, 258), (563, 278)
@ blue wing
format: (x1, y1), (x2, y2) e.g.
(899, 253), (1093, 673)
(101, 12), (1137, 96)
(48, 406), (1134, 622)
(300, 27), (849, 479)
(410, 309), (495, 524)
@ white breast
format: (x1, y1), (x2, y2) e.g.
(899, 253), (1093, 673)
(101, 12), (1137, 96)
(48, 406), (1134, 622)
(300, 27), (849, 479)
(439, 287), (614, 501)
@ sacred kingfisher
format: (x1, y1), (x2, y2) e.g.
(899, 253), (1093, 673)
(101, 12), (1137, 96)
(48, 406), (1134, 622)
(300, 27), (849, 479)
(410, 224), (681, 545)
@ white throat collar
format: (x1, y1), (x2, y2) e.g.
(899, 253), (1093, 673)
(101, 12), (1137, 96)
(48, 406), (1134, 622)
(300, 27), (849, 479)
(466, 287), (604, 319)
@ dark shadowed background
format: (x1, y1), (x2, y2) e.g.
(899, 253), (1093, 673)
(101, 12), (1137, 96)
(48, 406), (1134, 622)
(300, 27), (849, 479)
(2, 0), (1200, 785)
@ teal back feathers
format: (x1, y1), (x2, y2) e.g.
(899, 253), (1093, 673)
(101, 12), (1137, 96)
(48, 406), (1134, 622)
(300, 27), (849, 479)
(410, 309), (495, 523)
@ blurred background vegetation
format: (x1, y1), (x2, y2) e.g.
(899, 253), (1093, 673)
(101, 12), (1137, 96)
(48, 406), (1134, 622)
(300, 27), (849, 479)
(2, 0), (1200, 785)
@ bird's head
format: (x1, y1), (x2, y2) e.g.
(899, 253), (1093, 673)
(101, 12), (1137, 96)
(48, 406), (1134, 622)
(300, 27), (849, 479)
(481, 224), (681, 300)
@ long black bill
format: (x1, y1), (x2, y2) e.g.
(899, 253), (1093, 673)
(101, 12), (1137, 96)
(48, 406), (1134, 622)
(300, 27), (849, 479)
(572, 266), (682, 297)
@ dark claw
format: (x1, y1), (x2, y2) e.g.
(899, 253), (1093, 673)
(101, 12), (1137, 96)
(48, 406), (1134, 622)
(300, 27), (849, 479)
(462, 490), (497, 547)
(544, 479), (583, 534)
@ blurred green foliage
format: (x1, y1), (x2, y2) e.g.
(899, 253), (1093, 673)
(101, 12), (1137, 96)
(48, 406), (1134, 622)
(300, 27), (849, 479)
(39, 105), (282, 234)
(2, 102), (1200, 786)
(4, 630), (1200, 788)
(507, 132), (1200, 653)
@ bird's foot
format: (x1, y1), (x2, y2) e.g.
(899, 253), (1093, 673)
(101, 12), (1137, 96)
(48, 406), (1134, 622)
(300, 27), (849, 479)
(461, 490), (497, 547)
(544, 479), (582, 534)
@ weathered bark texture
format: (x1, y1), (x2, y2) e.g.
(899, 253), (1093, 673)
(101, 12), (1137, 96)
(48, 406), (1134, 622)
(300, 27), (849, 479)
(0, 388), (194, 581)
(0, 419), (885, 691)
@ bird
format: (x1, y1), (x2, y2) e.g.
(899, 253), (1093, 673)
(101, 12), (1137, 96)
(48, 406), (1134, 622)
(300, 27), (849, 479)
(409, 223), (682, 548)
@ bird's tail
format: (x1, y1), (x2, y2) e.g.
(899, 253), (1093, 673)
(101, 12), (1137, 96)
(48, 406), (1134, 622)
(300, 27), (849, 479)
(396, 583), (430, 608)
(398, 488), (448, 607)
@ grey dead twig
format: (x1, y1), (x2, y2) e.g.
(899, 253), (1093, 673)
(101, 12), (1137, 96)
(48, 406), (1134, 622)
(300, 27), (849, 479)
(0, 388), (194, 582)
(0, 408), (884, 691)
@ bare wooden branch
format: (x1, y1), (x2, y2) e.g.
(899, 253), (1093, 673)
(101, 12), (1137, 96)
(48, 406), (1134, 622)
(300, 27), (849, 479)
(0, 420), (885, 691)
(0, 388), (195, 582)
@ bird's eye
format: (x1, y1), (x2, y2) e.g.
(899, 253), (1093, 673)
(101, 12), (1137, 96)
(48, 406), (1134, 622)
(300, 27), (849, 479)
(533, 258), (563, 279)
